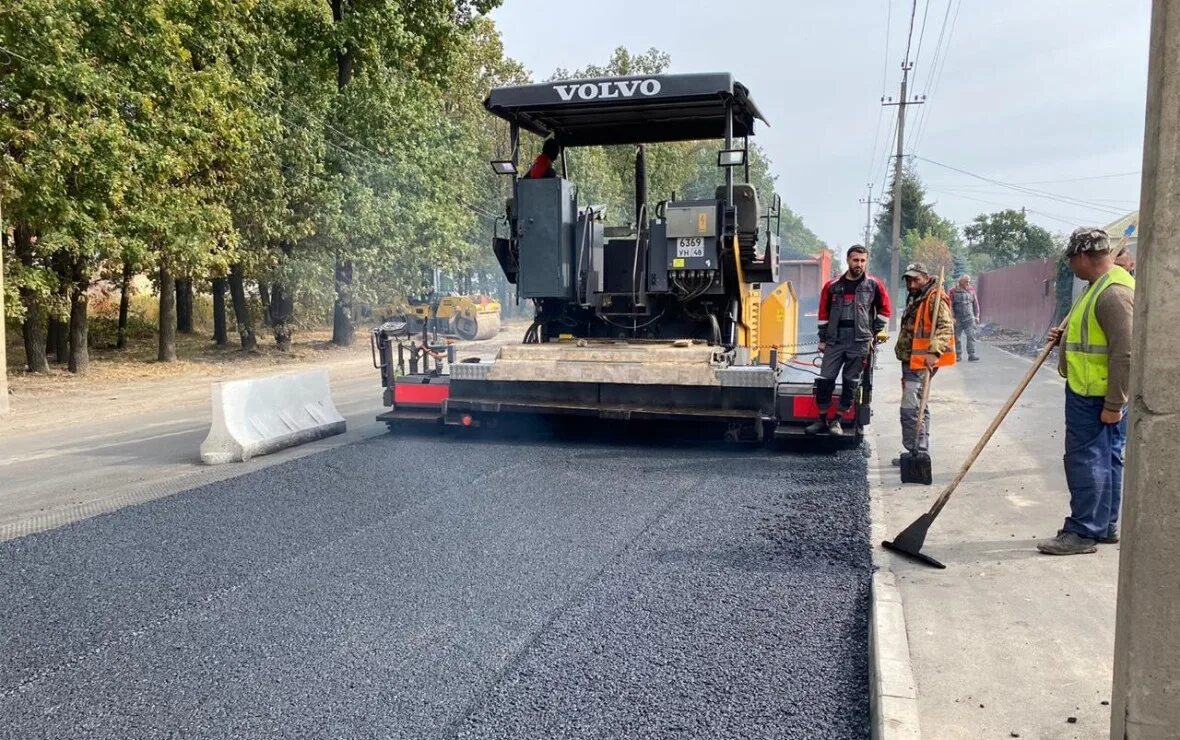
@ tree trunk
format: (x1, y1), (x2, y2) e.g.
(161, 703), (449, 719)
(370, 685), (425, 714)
(47, 318), (68, 362)
(327, 0), (356, 347)
(67, 280), (89, 374)
(176, 278), (194, 334)
(270, 282), (294, 352)
(211, 277), (229, 346)
(117, 259), (132, 350)
(331, 255), (355, 346)
(258, 282), (272, 326)
(13, 224), (49, 373)
(48, 249), (71, 363)
(21, 297), (49, 373)
(158, 266), (177, 362)
(228, 264), (257, 351)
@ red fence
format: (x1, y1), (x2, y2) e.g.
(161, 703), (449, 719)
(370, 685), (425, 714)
(976, 258), (1058, 336)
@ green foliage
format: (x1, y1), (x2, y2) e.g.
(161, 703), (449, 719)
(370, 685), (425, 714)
(3, 20), (830, 366)
(871, 165), (964, 278)
(1, 0), (510, 343)
(963, 209), (1058, 271)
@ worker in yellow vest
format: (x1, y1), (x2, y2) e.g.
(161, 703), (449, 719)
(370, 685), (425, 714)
(891, 262), (955, 463)
(1039, 228), (1135, 556)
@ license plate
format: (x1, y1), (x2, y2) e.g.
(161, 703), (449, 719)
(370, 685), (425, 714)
(676, 237), (705, 257)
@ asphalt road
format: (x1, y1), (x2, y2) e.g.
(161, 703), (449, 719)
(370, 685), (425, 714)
(0, 430), (871, 739)
(0, 367), (387, 537)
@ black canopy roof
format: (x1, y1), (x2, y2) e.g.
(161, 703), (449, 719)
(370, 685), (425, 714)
(484, 73), (766, 147)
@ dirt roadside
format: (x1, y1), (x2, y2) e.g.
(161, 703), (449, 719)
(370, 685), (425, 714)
(2, 321), (531, 439)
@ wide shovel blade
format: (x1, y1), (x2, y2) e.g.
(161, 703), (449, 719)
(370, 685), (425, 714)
(899, 451), (933, 485)
(882, 513), (946, 569)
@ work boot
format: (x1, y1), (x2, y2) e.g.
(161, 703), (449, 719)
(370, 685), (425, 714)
(1036, 530), (1097, 556)
(969, 355), (980, 362)
(827, 418), (843, 436)
(1097, 525), (1119, 544)
(804, 419), (828, 435)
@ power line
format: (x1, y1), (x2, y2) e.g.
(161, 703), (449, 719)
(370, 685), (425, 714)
(903, 0), (920, 65)
(935, 186), (1139, 209)
(906, 0), (952, 153)
(868, 0), (895, 182)
(981, 171), (1140, 186)
(881, 0), (894, 96)
(0, 43), (37, 66)
(912, 0), (952, 102)
(926, 189), (1099, 227)
(865, 106), (887, 184)
(910, 0), (961, 154)
(915, 156), (1129, 216)
(911, 0), (933, 73)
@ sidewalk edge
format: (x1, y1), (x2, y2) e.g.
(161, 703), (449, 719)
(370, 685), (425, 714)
(868, 431), (922, 740)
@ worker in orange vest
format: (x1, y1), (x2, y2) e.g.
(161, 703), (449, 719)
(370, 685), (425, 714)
(892, 262), (956, 464)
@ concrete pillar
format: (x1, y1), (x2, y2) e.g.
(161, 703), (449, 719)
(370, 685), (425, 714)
(1110, 0), (1180, 737)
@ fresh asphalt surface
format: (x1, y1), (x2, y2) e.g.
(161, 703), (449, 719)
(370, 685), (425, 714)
(0, 427), (872, 739)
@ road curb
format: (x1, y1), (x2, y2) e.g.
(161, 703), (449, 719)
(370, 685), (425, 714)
(867, 435), (923, 740)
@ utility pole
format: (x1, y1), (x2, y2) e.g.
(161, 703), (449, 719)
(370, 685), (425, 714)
(858, 183), (874, 248)
(882, 62), (924, 330)
(1110, 0), (1180, 736)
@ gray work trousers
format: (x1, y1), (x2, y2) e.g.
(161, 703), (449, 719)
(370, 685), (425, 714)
(954, 313), (977, 359)
(817, 339), (869, 411)
(900, 365), (932, 453)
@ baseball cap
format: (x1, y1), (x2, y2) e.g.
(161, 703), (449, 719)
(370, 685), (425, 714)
(903, 262), (930, 278)
(1065, 227), (1112, 257)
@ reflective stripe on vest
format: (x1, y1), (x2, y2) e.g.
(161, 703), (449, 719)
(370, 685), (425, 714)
(1063, 266), (1135, 397)
(910, 287), (957, 370)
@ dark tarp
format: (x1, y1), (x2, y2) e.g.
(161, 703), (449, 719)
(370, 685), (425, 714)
(484, 73), (766, 147)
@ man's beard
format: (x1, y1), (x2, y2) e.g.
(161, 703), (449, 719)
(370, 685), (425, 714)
(847, 266), (864, 279)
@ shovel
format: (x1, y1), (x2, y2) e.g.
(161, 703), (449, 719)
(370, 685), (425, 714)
(883, 314), (1069, 569)
(899, 369), (934, 484)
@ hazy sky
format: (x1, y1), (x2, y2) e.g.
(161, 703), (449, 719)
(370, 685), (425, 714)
(489, 1), (1151, 250)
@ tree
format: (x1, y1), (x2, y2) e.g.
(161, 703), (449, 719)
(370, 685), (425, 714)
(952, 250), (971, 279)
(872, 166), (933, 277)
(912, 234), (954, 281)
(871, 166), (967, 285)
(963, 209), (1057, 270)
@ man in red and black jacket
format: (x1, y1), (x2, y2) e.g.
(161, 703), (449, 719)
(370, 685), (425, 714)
(805, 245), (892, 435)
(524, 137), (562, 179)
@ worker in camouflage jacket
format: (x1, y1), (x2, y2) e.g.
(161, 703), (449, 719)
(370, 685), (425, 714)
(893, 262), (956, 463)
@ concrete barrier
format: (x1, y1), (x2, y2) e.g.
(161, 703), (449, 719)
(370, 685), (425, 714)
(200, 369), (347, 465)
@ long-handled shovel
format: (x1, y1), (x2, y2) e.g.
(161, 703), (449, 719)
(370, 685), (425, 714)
(883, 314), (1069, 569)
(899, 368), (934, 484)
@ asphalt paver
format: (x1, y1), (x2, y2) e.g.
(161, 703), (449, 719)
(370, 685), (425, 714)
(0, 431), (871, 739)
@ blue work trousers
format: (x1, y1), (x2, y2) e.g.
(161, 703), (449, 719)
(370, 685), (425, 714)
(1062, 387), (1127, 540)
